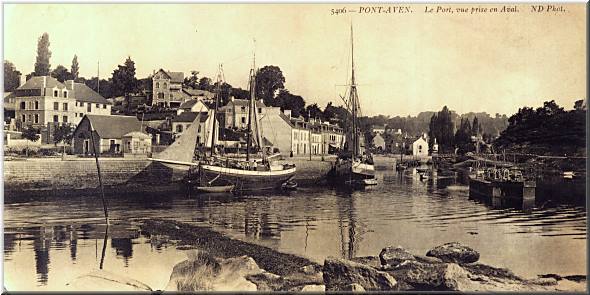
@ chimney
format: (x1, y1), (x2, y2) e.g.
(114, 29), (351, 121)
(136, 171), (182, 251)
(283, 109), (291, 118)
(19, 74), (25, 87)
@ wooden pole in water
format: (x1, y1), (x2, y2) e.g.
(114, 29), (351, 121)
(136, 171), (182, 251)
(89, 125), (109, 226)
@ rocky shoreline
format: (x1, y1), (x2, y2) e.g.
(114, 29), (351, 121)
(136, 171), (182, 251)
(65, 219), (586, 292)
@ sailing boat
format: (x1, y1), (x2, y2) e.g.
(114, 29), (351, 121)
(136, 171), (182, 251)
(196, 62), (297, 192)
(328, 24), (377, 187)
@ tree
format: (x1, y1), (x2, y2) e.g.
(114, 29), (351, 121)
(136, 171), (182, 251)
(34, 32), (52, 76)
(428, 106), (455, 152)
(85, 77), (114, 98)
(4, 60), (21, 91)
(70, 55), (79, 81)
(304, 103), (324, 121)
(51, 65), (71, 82)
(111, 56), (139, 97)
(275, 89), (305, 117)
(183, 70), (199, 89)
(22, 126), (40, 157)
(198, 77), (213, 91)
(255, 65), (285, 106)
(472, 116), (482, 136)
(573, 100), (585, 111)
(53, 125), (75, 156)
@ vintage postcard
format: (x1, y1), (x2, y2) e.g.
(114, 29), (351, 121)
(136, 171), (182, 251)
(2, 3), (587, 292)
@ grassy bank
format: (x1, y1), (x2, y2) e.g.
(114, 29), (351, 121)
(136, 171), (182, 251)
(140, 219), (317, 277)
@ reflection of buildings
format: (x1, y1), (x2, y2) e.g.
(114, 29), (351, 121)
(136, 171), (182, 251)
(111, 238), (134, 267)
(32, 227), (51, 285)
(243, 200), (281, 242)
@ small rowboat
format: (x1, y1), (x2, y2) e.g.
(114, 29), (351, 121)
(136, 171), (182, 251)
(196, 185), (235, 193)
(363, 178), (378, 186)
(281, 180), (298, 190)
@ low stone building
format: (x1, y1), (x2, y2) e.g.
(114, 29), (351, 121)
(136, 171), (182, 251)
(122, 131), (152, 157)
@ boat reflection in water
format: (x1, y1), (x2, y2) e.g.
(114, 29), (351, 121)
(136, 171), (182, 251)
(3, 169), (586, 291)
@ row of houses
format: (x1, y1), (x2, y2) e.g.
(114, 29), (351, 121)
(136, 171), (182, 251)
(372, 131), (436, 157)
(4, 71), (345, 158)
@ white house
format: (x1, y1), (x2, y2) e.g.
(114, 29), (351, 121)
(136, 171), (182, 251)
(411, 136), (429, 157)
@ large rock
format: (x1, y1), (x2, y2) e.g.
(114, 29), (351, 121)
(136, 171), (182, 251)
(322, 256), (397, 291)
(379, 246), (416, 267)
(387, 261), (558, 292)
(65, 270), (152, 291)
(165, 251), (274, 291)
(300, 284), (326, 292)
(426, 242), (480, 264)
(385, 260), (451, 290)
(350, 256), (382, 269)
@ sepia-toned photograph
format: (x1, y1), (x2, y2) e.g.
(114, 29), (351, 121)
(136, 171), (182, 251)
(2, 2), (587, 292)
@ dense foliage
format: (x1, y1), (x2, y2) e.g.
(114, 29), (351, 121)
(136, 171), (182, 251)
(4, 60), (21, 92)
(494, 100), (586, 156)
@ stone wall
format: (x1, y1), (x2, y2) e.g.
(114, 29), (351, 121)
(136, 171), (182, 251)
(4, 158), (184, 199)
(4, 156), (335, 198)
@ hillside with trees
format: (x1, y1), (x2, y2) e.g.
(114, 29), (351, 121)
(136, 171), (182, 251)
(494, 100), (586, 156)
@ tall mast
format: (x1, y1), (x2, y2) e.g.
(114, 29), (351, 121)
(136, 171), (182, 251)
(349, 24), (359, 158)
(246, 40), (258, 161)
(210, 64), (222, 157)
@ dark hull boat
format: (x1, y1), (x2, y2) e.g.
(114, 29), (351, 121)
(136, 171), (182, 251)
(468, 168), (536, 210)
(327, 24), (377, 188)
(198, 164), (296, 192)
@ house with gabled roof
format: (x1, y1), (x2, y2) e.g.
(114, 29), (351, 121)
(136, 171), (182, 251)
(218, 96), (267, 130)
(13, 76), (111, 132)
(152, 68), (185, 108)
(171, 111), (219, 148)
(72, 114), (145, 155)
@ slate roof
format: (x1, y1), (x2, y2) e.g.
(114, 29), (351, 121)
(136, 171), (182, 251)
(66, 81), (110, 104)
(18, 76), (66, 90)
(156, 69), (184, 83)
(179, 99), (199, 109)
(183, 88), (215, 98)
(221, 98), (266, 110)
(171, 111), (209, 123)
(82, 115), (144, 139)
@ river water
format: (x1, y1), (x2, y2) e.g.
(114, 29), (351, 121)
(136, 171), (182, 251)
(3, 169), (586, 291)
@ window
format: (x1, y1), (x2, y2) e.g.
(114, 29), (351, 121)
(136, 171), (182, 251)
(96, 103), (100, 108)
(241, 117), (246, 124)
(156, 82), (159, 88)
(170, 93), (174, 100)
(21, 114), (26, 122)
(103, 104), (106, 109)
(34, 114), (39, 124)
(80, 113), (84, 117)
(163, 82), (167, 88)
(63, 91), (68, 98)
(240, 106), (246, 112)
(87, 104), (91, 112)
(63, 116), (68, 123)
(35, 101), (39, 110)
(197, 125), (201, 132)
(176, 125), (183, 133)
(258, 108), (262, 113)
(158, 93), (164, 99)
(80, 102), (84, 106)
(20, 102), (25, 110)
(127, 142), (131, 151)
(54, 90), (58, 97)
(54, 102), (59, 110)
(63, 103), (68, 111)
(53, 115), (59, 123)
(75, 113), (77, 117)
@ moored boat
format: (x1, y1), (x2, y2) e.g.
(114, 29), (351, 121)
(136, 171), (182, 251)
(327, 24), (377, 187)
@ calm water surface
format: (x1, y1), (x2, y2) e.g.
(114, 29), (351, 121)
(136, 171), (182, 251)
(4, 169), (587, 291)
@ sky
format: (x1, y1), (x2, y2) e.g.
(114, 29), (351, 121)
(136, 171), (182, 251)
(3, 3), (587, 116)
